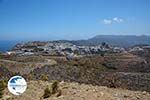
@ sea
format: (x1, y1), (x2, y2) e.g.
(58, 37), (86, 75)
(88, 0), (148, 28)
(0, 40), (19, 52)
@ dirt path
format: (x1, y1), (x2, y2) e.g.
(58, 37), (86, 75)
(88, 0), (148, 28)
(0, 59), (57, 74)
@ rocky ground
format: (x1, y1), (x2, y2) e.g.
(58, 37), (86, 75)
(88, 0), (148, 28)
(2, 80), (150, 100)
(1, 53), (150, 100)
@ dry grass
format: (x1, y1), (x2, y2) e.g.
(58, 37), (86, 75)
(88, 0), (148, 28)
(0, 80), (7, 98)
(2, 80), (150, 100)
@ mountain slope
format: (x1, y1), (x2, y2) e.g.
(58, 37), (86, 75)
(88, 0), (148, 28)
(71, 35), (150, 47)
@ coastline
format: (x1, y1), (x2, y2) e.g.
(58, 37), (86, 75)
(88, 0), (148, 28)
(0, 40), (18, 52)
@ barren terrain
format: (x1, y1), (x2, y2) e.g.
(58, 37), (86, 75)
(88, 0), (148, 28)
(2, 80), (150, 100)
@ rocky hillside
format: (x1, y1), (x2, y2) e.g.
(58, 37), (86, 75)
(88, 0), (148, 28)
(1, 52), (150, 99)
(1, 53), (150, 92)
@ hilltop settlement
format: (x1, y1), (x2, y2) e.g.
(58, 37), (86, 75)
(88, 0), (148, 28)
(2, 41), (150, 58)
(3, 41), (123, 56)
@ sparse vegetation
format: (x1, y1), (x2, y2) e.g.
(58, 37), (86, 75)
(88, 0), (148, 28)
(0, 80), (7, 98)
(50, 80), (59, 94)
(0, 53), (4, 59)
(43, 80), (61, 99)
(1, 51), (150, 93)
(43, 87), (51, 99)
(40, 74), (49, 81)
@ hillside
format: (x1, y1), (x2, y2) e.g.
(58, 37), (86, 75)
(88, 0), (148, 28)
(2, 80), (150, 100)
(71, 35), (150, 47)
(1, 47), (150, 99)
(1, 53), (150, 92)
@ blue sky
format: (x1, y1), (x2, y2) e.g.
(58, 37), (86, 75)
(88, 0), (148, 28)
(0, 0), (150, 41)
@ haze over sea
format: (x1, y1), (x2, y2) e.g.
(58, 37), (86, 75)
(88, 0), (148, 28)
(0, 41), (19, 52)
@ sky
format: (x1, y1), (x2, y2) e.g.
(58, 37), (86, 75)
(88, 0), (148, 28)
(0, 0), (150, 41)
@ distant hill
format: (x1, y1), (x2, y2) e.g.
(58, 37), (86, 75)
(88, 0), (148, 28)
(71, 35), (150, 47)
(8, 35), (150, 51)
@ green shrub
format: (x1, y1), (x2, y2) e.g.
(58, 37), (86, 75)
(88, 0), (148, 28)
(50, 80), (59, 94)
(43, 80), (61, 99)
(0, 54), (4, 59)
(0, 80), (7, 98)
(0, 91), (3, 98)
(43, 87), (51, 99)
(40, 74), (49, 81)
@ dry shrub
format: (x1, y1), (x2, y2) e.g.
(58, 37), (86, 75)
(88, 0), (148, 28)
(0, 80), (7, 98)
(40, 74), (49, 81)
(43, 80), (61, 99)
(43, 87), (51, 99)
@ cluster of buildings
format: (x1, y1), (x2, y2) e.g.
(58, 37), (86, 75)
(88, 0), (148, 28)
(4, 41), (127, 56)
(129, 45), (150, 52)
